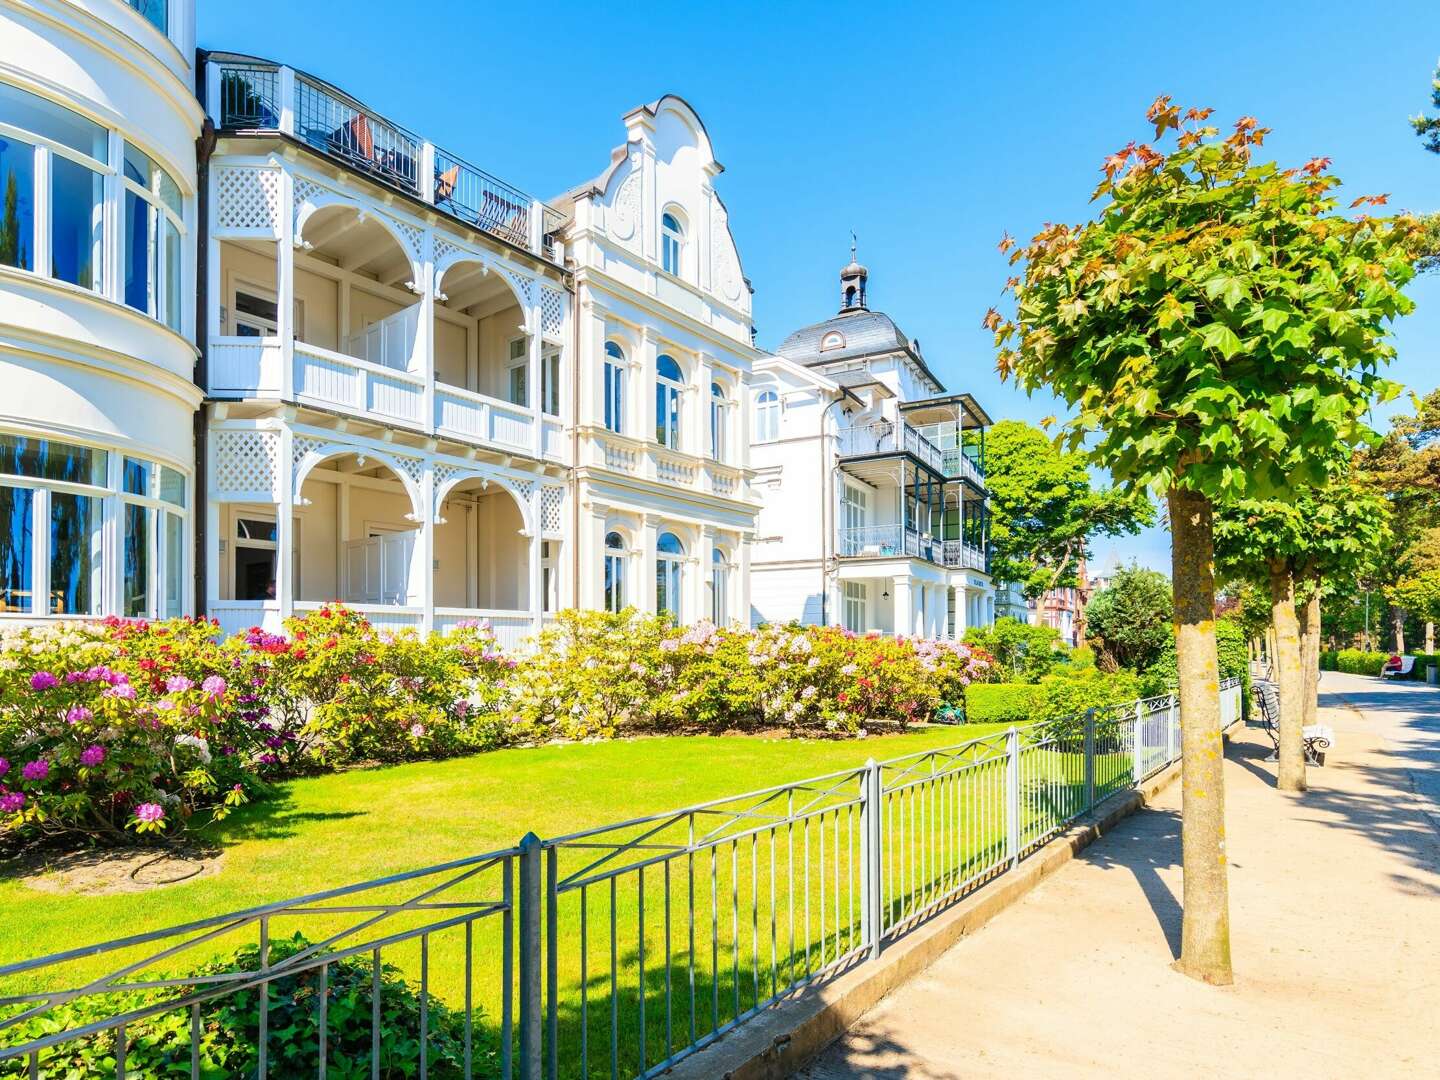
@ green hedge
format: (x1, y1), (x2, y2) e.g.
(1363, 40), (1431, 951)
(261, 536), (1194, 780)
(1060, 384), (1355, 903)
(1319, 649), (1390, 676)
(964, 683), (1041, 724)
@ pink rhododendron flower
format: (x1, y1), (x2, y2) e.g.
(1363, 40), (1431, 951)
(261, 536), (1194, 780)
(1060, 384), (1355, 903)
(134, 802), (165, 824)
(65, 706), (93, 724)
(80, 745), (106, 767)
(165, 675), (194, 693)
(0, 792), (25, 813)
(0, 758), (8, 777)
(21, 760), (49, 782)
(29, 672), (58, 691)
(201, 675), (227, 698)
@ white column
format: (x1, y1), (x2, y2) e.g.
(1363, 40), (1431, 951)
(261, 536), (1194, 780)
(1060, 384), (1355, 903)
(277, 66), (296, 136)
(528, 289), (544, 458)
(698, 351), (715, 460)
(277, 169), (295, 400)
(738, 534), (752, 628)
(414, 230), (435, 431)
(639, 329), (658, 466)
(415, 465), (434, 632)
(952, 585), (967, 639)
(891, 577), (912, 639)
(276, 426), (295, 618)
(585, 505), (609, 611)
(528, 486), (544, 632)
(640, 515), (661, 613)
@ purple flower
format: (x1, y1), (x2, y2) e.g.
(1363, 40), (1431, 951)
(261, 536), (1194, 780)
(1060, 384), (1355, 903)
(80, 745), (106, 767)
(260, 753), (278, 765)
(29, 672), (58, 692)
(104, 684), (137, 700)
(0, 758), (8, 777)
(264, 736), (284, 749)
(202, 675), (227, 698)
(134, 802), (165, 824)
(0, 791), (25, 813)
(21, 760), (49, 782)
(165, 675), (194, 693)
(65, 706), (93, 724)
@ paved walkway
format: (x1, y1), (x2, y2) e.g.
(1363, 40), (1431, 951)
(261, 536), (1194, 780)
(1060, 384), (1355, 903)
(799, 672), (1440, 1079)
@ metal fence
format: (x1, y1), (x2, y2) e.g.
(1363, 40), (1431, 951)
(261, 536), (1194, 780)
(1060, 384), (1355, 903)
(0, 680), (1240, 1079)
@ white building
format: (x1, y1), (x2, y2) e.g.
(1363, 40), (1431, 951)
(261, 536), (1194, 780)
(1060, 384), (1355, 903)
(1, 5), (759, 645)
(0, 0), (201, 623)
(749, 258), (995, 637)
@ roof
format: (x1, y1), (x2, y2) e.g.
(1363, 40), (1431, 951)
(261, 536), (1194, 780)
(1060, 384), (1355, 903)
(900, 393), (994, 428)
(775, 309), (945, 394)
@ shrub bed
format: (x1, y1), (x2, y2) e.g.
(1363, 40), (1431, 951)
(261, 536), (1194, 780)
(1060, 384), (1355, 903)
(1318, 649), (1391, 676)
(1, 608), (992, 845)
(963, 683), (1041, 724)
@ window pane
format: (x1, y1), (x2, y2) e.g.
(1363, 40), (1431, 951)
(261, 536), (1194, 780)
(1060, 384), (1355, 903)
(0, 83), (106, 160)
(0, 134), (35, 271)
(0, 434), (107, 484)
(124, 141), (181, 215)
(127, 0), (169, 34)
(162, 215), (182, 331)
(509, 365), (527, 407)
(122, 456), (151, 496)
(234, 545), (276, 600)
(51, 155), (103, 290)
(163, 511), (182, 617)
(160, 465), (185, 507)
(0, 485), (33, 612)
(50, 491), (101, 616)
(123, 503), (149, 616)
(124, 190), (152, 315)
(237, 517), (277, 543)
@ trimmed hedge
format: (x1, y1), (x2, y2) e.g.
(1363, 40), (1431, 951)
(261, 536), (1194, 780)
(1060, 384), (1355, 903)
(1320, 649), (1440, 680)
(964, 683), (1041, 724)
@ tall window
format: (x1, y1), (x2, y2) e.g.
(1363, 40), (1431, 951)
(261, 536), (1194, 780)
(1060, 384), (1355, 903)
(710, 382), (728, 462)
(655, 354), (682, 448)
(603, 341), (626, 434)
(710, 547), (728, 625)
(754, 388), (780, 443)
(122, 141), (183, 331)
(0, 433), (186, 618)
(233, 515), (278, 601)
(656, 531), (683, 622)
(661, 211), (685, 276)
(507, 338), (528, 406)
(843, 582), (867, 633)
(127, 0), (169, 34)
(0, 82), (108, 291)
(841, 483), (868, 533)
(604, 530), (626, 613)
(541, 347), (561, 416)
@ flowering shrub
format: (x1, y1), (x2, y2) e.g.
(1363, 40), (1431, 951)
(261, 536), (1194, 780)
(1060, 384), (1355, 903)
(0, 621), (256, 842)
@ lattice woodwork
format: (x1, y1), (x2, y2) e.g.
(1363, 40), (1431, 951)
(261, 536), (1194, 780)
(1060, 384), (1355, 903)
(540, 286), (564, 343)
(212, 430), (279, 499)
(216, 168), (280, 232)
(541, 486), (564, 534)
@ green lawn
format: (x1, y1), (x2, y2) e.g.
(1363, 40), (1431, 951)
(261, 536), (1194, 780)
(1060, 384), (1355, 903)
(3, 722), (1110, 1078)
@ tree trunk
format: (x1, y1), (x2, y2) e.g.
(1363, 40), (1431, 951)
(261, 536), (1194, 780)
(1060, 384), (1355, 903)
(1426, 621), (1434, 656)
(1392, 606), (1405, 655)
(1167, 486), (1233, 986)
(1267, 559), (1307, 793)
(1298, 577), (1321, 738)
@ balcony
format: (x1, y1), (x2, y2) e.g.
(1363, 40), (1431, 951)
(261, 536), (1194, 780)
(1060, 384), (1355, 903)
(585, 430), (747, 499)
(207, 54), (565, 263)
(837, 421), (944, 474)
(837, 526), (988, 572)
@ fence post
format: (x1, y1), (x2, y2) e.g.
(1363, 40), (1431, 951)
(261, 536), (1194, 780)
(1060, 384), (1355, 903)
(1005, 727), (1020, 868)
(859, 759), (883, 960)
(1132, 703), (1145, 784)
(518, 833), (542, 1080)
(545, 845), (558, 1080)
(1083, 708), (1096, 812)
(1170, 698), (1180, 763)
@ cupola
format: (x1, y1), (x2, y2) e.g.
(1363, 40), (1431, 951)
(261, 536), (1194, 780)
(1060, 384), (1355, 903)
(839, 237), (868, 313)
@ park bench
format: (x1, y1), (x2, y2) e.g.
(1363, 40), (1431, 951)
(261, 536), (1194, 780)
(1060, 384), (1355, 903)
(1251, 678), (1333, 766)
(1382, 656), (1415, 678)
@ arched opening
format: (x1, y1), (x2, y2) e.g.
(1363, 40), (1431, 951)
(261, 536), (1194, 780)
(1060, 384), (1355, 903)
(604, 529), (627, 612)
(432, 477), (529, 612)
(754, 387), (780, 443)
(710, 545), (729, 625)
(661, 208), (687, 277)
(218, 202), (421, 378)
(655, 354), (683, 448)
(433, 259), (548, 414)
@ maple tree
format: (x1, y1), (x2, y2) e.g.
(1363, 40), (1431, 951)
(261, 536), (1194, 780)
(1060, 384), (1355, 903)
(990, 97), (1417, 984)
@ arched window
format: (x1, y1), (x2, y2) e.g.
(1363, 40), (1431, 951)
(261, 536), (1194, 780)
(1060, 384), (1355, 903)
(661, 210), (685, 276)
(754, 388), (780, 443)
(604, 341), (626, 434)
(710, 546), (728, 625)
(656, 531), (684, 621)
(710, 382), (728, 462)
(655, 354), (683, 448)
(820, 331), (846, 352)
(604, 530), (626, 612)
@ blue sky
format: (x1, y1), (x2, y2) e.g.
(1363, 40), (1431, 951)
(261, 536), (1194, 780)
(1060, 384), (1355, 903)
(201, 0), (1440, 573)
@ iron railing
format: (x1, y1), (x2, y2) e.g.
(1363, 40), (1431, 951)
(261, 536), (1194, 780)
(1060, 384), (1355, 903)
(0, 681), (1241, 1078)
(836, 523), (938, 562)
(836, 421), (945, 474)
(941, 539), (988, 572)
(207, 56), (564, 263)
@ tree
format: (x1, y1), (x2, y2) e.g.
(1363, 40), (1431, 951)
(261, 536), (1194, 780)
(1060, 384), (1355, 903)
(1385, 570), (1440, 653)
(1085, 563), (1173, 671)
(1215, 482), (1391, 790)
(961, 616), (1069, 682)
(1412, 59), (1440, 154)
(990, 98), (1417, 984)
(983, 419), (1152, 624)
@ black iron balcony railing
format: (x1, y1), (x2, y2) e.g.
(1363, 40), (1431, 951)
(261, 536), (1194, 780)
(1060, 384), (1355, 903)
(208, 55), (563, 264)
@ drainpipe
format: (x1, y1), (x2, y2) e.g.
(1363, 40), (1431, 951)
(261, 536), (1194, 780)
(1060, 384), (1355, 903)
(569, 265), (581, 612)
(818, 393), (848, 627)
(192, 51), (216, 618)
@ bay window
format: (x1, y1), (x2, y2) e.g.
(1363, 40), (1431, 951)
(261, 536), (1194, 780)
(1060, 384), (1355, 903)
(0, 433), (188, 619)
(0, 81), (187, 329)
